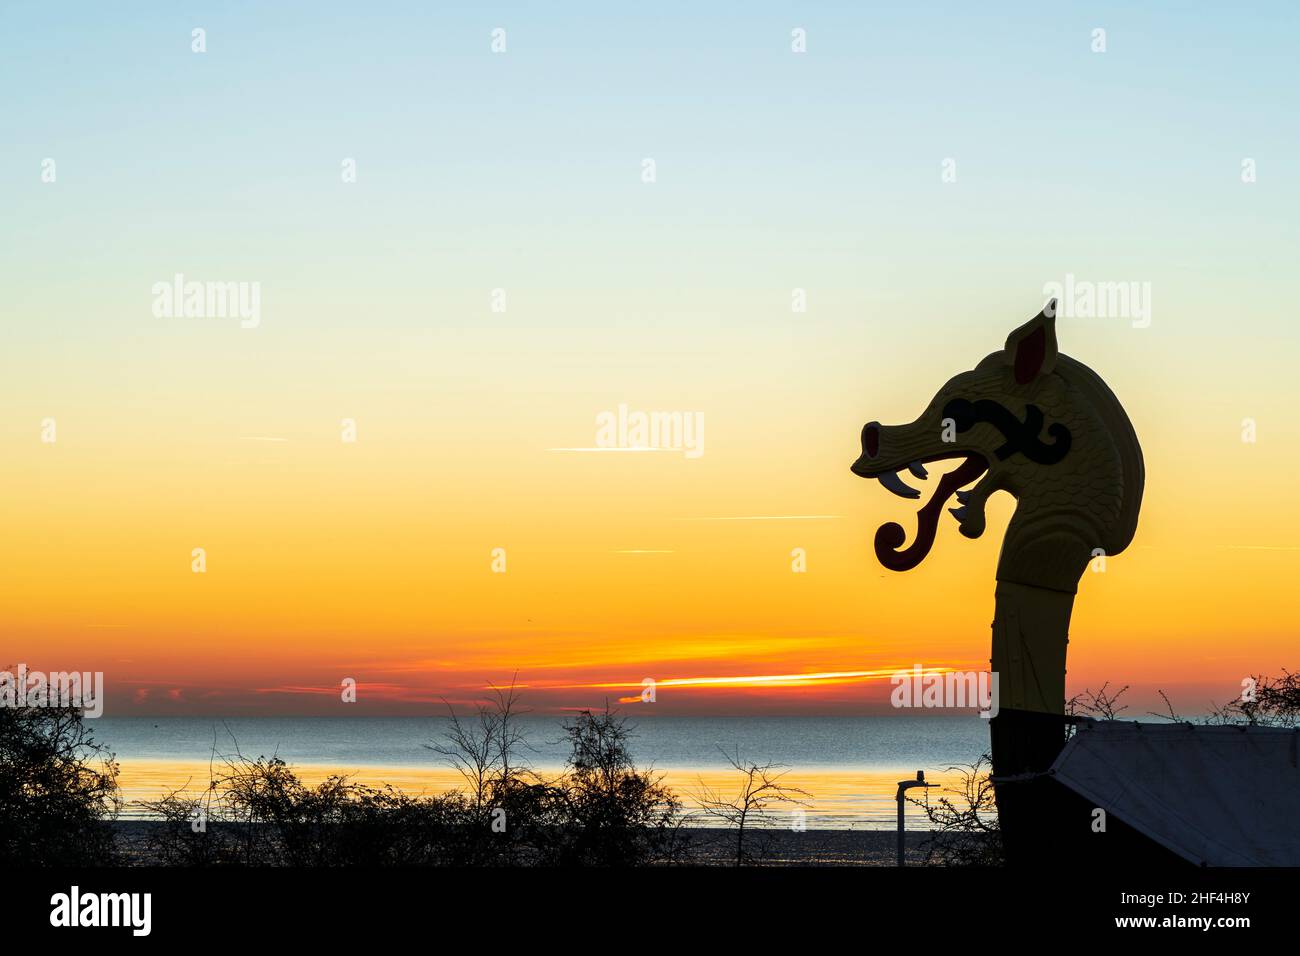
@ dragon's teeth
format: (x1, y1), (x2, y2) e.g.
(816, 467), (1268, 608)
(949, 506), (967, 521)
(878, 471), (921, 500)
(907, 461), (928, 480)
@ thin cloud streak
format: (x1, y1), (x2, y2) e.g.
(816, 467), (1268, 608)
(566, 667), (958, 691)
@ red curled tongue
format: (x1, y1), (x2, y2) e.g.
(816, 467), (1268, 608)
(874, 455), (988, 571)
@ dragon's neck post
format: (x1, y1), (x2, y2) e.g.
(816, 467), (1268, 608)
(990, 580), (1075, 715)
(987, 575), (1082, 865)
(989, 510), (1093, 716)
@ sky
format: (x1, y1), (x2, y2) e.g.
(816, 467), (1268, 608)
(2, 2), (1298, 716)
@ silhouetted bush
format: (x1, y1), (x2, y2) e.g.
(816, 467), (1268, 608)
(0, 705), (120, 866)
(142, 755), (473, 866)
(1208, 670), (1300, 727)
(425, 689), (685, 865)
(908, 753), (1003, 866)
(139, 701), (686, 866)
(694, 749), (811, 866)
(535, 707), (686, 866)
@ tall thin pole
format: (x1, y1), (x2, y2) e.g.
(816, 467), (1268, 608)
(895, 772), (934, 867)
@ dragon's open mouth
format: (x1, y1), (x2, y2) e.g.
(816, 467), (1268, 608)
(851, 424), (988, 570)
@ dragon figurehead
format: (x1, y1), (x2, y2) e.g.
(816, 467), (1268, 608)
(850, 302), (1146, 861)
(850, 302), (1143, 594)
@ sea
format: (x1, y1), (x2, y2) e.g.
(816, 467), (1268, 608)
(93, 715), (992, 830)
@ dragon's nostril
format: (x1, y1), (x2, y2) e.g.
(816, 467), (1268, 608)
(862, 422), (880, 458)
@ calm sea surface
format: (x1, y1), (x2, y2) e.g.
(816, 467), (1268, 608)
(94, 715), (991, 829)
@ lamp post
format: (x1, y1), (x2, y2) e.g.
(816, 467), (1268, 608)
(895, 770), (937, 866)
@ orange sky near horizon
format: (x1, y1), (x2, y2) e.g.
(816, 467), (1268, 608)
(5, 341), (1297, 718)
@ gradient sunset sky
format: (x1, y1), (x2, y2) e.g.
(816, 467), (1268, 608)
(3, 2), (1297, 716)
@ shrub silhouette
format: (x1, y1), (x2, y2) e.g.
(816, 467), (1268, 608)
(536, 706), (685, 866)
(0, 705), (121, 866)
(142, 700), (686, 866)
(1208, 670), (1300, 727)
(694, 750), (811, 866)
(143, 755), (472, 866)
(907, 753), (1003, 867)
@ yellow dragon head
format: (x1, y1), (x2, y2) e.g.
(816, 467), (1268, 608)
(851, 303), (1144, 592)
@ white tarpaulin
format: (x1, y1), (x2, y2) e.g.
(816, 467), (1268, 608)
(1050, 719), (1300, 866)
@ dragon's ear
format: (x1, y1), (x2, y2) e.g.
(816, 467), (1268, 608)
(1003, 302), (1059, 385)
